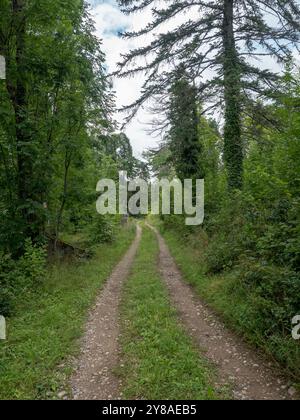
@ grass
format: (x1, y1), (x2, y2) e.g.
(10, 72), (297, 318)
(118, 225), (223, 400)
(158, 223), (300, 386)
(0, 224), (136, 400)
(60, 231), (91, 248)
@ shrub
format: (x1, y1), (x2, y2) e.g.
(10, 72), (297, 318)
(18, 239), (47, 287)
(0, 240), (46, 316)
(236, 259), (300, 336)
(0, 253), (15, 316)
(89, 215), (117, 244)
(205, 233), (241, 273)
(256, 199), (300, 271)
(160, 214), (193, 237)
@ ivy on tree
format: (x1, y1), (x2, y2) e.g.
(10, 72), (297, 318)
(117, 0), (300, 189)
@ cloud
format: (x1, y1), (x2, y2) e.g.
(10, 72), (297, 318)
(92, 2), (130, 36)
(92, 1), (159, 159)
(91, 1), (300, 159)
(91, 1), (207, 158)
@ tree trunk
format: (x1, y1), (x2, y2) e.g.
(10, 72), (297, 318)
(222, 0), (243, 190)
(54, 150), (72, 250)
(11, 0), (41, 242)
(13, 1), (28, 198)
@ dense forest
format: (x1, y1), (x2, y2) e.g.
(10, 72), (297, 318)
(0, 0), (299, 401)
(0, 0), (145, 315)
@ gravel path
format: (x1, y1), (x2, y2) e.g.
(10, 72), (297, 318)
(70, 225), (142, 400)
(149, 224), (296, 401)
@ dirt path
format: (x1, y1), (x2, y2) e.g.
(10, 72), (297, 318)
(71, 225), (142, 400)
(149, 224), (295, 400)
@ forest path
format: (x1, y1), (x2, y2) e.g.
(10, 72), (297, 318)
(70, 225), (142, 400)
(148, 224), (294, 401)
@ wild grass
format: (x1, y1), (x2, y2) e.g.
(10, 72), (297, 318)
(118, 226), (224, 400)
(0, 224), (135, 400)
(159, 225), (300, 386)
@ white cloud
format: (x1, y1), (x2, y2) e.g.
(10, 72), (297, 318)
(92, 1), (160, 159)
(91, 1), (205, 158)
(91, 1), (300, 159)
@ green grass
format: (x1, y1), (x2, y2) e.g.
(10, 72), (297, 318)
(60, 231), (91, 248)
(0, 224), (136, 400)
(158, 223), (300, 386)
(118, 226), (223, 400)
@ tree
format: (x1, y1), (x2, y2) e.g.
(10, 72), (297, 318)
(0, 0), (112, 253)
(167, 69), (204, 180)
(117, 0), (300, 189)
(99, 132), (149, 179)
(143, 145), (174, 179)
(101, 132), (136, 176)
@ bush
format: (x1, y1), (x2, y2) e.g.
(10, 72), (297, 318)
(89, 215), (117, 244)
(160, 214), (193, 237)
(18, 239), (47, 287)
(205, 233), (241, 273)
(204, 194), (254, 273)
(256, 199), (300, 271)
(237, 260), (300, 334)
(0, 240), (46, 316)
(203, 192), (300, 274)
(0, 253), (15, 316)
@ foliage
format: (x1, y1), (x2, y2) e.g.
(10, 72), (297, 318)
(160, 227), (300, 381)
(167, 69), (204, 180)
(0, 240), (46, 316)
(117, 0), (300, 189)
(99, 132), (148, 178)
(151, 67), (300, 380)
(89, 215), (118, 245)
(0, 0), (118, 253)
(0, 226), (136, 400)
(0, 0), (300, 397)
(0, 0), (141, 318)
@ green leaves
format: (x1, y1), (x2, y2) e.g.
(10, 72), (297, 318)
(167, 71), (204, 181)
(0, 0), (113, 252)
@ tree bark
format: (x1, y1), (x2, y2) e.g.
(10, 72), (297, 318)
(222, 0), (243, 190)
(54, 150), (72, 250)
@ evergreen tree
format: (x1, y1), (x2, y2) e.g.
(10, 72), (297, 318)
(117, 0), (300, 189)
(167, 70), (204, 180)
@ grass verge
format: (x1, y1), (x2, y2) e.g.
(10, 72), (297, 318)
(119, 225), (223, 400)
(0, 224), (136, 400)
(158, 225), (300, 386)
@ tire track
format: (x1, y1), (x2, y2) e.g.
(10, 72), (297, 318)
(149, 224), (295, 400)
(71, 225), (142, 400)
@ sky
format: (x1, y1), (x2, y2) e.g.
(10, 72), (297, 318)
(90, 0), (299, 159)
(90, 0), (220, 158)
(90, 0), (158, 159)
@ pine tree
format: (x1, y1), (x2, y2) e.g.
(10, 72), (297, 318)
(167, 69), (204, 180)
(117, 0), (300, 189)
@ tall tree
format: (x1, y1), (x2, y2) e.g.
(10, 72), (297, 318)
(117, 0), (300, 189)
(222, 0), (242, 189)
(0, 0), (111, 253)
(167, 69), (204, 180)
